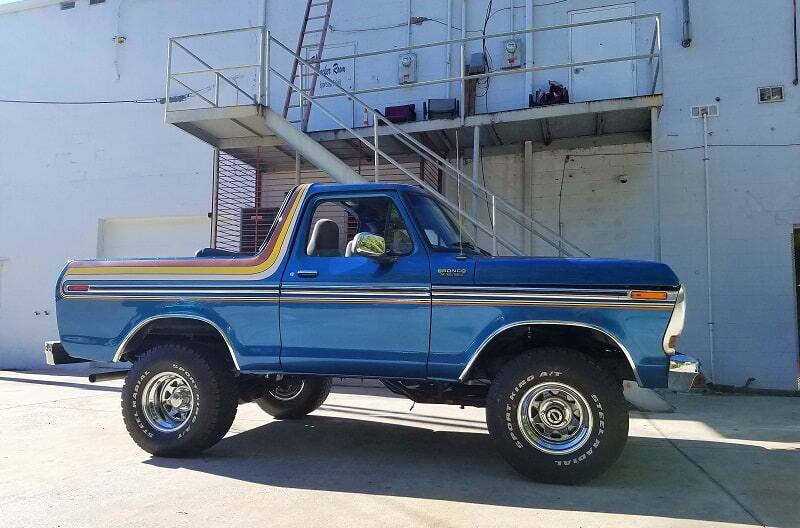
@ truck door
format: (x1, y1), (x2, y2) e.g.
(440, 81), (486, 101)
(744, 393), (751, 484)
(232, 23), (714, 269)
(279, 190), (431, 378)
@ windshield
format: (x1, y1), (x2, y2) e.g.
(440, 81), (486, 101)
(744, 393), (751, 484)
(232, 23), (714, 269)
(405, 192), (488, 255)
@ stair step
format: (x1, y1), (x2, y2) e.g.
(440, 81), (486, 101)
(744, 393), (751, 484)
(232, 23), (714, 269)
(310, 1), (329, 6)
(305, 29), (325, 34)
(307, 15), (327, 20)
(301, 43), (321, 48)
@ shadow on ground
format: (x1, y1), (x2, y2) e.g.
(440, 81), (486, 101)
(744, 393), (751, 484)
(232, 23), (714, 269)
(146, 413), (797, 525)
(0, 375), (121, 393)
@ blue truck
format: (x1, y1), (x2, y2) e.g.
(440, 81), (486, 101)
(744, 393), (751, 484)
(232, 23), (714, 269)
(47, 182), (685, 484)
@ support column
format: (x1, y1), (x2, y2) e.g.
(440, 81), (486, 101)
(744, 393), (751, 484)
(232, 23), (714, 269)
(524, 140), (534, 254)
(651, 106), (661, 261)
(472, 125), (481, 238)
(210, 148), (220, 248)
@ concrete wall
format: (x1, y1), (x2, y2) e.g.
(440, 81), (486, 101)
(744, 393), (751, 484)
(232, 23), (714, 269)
(1, 0), (799, 389)
(0, 0), (261, 368)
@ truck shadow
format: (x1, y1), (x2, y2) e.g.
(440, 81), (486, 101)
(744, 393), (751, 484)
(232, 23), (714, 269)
(145, 414), (796, 525)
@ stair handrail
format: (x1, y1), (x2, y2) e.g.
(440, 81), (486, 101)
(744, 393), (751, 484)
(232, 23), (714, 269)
(270, 67), (531, 256)
(268, 36), (590, 257)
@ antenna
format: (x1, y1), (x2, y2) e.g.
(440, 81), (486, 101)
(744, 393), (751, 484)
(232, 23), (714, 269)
(455, 130), (464, 257)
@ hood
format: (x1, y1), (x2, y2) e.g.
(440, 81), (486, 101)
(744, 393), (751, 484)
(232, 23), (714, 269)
(474, 257), (680, 290)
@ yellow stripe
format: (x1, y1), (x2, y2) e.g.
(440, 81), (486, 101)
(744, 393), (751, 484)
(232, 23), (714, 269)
(67, 185), (309, 276)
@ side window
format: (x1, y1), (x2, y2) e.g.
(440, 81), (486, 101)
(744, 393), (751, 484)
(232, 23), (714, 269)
(306, 196), (413, 257)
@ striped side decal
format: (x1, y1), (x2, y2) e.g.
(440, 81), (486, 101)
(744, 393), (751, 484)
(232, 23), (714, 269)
(61, 184), (310, 283)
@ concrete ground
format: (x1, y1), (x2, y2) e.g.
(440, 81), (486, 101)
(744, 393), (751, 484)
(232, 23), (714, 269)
(0, 369), (797, 528)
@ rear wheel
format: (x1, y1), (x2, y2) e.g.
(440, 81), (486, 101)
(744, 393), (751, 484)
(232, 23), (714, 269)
(256, 376), (332, 419)
(486, 348), (628, 484)
(121, 342), (238, 457)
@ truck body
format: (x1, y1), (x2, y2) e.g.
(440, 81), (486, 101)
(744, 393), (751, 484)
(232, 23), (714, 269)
(50, 183), (685, 483)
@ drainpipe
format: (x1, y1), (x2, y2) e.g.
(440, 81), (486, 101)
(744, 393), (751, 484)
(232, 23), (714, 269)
(460, 0), (467, 122)
(525, 0), (534, 101)
(681, 0), (692, 48)
(407, 0), (413, 48)
(702, 113), (715, 381)
(793, 0), (798, 85)
(446, 0), (453, 97)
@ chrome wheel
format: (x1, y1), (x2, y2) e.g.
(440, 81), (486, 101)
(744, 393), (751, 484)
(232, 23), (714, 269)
(516, 382), (593, 455)
(269, 378), (305, 401)
(142, 372), (195, 433)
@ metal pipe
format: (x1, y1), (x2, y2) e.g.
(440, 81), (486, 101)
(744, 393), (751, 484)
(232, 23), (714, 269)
(88, 370), (130, 383)
(702, 113), (715, 381)
(472, 125), (481, 238)
(681, 0), (692, 48)
(525, 0), (534, 99)
(460, 0), (466, 122)
(491, 195), (498, 255)
(302, 53), (660, 102)
(165, 39), (173, 112)
(211, 148), (220, 247)
(374, 113), (380, 182)
(793, 0), (799, 85)
(651, 107), (661, 261)
(446, 0), (453, 98)
(407, 0), (413, 48)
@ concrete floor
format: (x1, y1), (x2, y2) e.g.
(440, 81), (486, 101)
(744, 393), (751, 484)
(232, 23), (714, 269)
(0, 369), (798, 528)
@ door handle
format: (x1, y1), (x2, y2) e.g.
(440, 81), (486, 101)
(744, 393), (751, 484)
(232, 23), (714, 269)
(574, 67), (584, 74)
(296, 270), (319, 278)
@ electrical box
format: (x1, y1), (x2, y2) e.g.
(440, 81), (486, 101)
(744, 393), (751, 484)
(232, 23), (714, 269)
(502, 39), (522, 69)
(467, 52), (487, 75)
(398, 53), (417, 84)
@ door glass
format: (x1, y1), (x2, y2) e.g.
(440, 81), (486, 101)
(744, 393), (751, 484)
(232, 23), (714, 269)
(306, 197), (413, 257)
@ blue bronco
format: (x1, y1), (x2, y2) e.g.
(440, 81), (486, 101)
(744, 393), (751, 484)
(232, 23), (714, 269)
(49, 183), (685, 484)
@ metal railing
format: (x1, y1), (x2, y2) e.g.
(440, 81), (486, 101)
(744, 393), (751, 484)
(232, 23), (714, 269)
(267, 36), (587, 257)
(165, 26), (269, 112)
(164, 13), (664, 256)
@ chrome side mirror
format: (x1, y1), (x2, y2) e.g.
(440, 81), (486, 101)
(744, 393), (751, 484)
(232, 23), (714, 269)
(352, 232), (386, 258)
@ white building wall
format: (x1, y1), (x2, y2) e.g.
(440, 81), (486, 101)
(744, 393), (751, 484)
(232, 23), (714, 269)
(1, 0), (798, 389)
(0, 0), (262, 368)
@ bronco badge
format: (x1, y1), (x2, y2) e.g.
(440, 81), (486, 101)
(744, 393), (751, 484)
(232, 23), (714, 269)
(437, 268), (467, 277)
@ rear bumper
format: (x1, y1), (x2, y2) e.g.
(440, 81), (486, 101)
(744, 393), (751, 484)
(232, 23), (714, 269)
(44, 341), (90, 365)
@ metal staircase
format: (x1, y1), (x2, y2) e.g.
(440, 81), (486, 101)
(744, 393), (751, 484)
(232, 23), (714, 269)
(281, 0), (334, 131)
(268, 37), (589, 257)
(164, 22), (626, 257)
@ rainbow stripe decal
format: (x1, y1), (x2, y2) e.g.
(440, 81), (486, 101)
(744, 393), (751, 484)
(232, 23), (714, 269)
(62, 184), (310, 283)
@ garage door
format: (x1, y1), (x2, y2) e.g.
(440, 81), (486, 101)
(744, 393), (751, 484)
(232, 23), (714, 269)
(98, 215), (210, 258)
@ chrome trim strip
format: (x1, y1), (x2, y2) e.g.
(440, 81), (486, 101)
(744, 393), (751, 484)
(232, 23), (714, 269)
(112, 314), (241, 370)
(281, 289), (429, 297)
(433, 285), (631, 294)
(62, 295), (279, 302)
(457, 321), (643, 386)
(281, 284), (430, 292)
(68, 289), (280, 295)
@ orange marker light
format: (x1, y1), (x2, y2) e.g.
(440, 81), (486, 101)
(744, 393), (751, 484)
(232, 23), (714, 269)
(630, 290), (668, 300)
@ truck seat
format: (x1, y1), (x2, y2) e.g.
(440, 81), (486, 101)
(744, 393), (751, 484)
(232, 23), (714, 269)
(307, 219), (341, 257)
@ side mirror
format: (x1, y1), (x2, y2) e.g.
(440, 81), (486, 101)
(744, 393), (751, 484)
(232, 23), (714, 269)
(352, 232), (386, 258)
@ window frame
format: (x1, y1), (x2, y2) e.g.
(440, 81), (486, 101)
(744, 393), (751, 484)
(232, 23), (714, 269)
(301, 192), (417, 259)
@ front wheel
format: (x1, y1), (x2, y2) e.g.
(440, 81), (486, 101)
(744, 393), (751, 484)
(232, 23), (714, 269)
(121, 342), (238, 457)
(255, 376), (332, 419)
(486, 348), (629, 484)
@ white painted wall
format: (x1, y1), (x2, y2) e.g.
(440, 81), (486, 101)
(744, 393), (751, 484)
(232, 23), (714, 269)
(0, 0), (261, 368)
(1, 0), (798, 389)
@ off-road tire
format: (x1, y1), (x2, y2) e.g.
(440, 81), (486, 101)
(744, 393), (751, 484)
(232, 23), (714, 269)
(121, 342), (238, 457)
(486, 348), (628, 484)
(256, 376), (332, 419)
